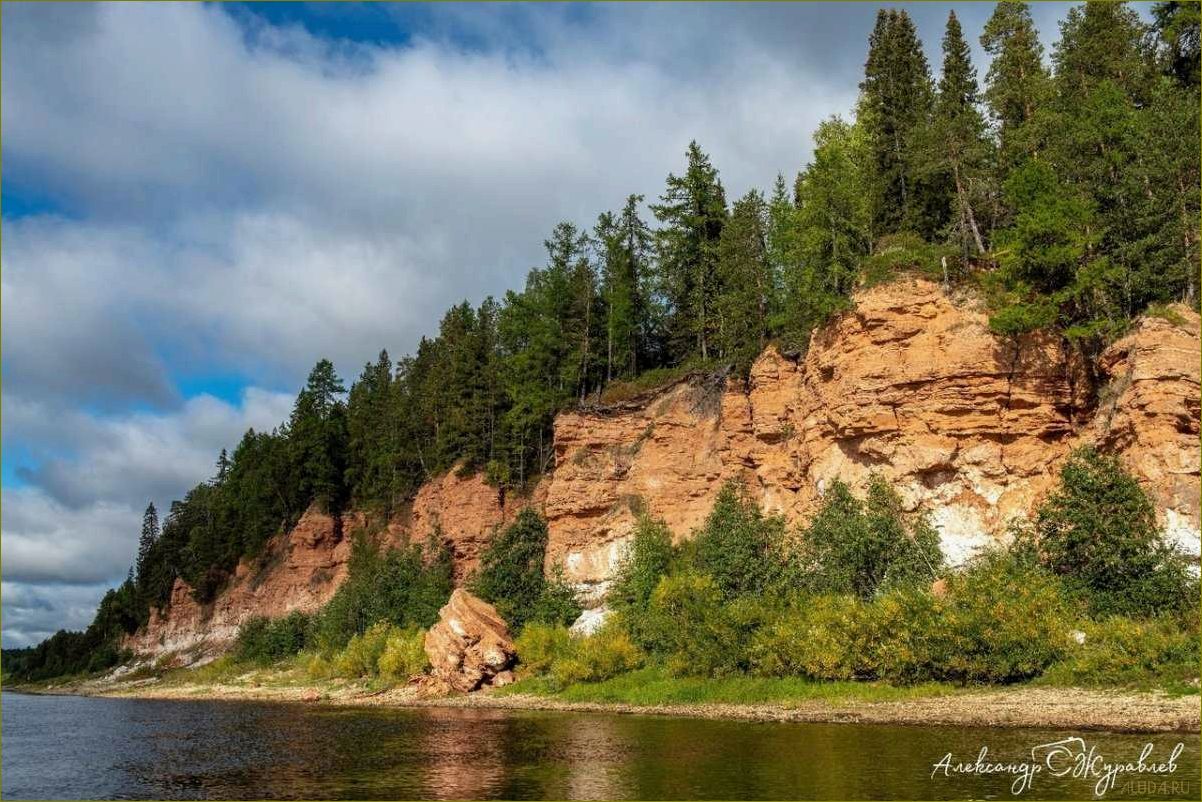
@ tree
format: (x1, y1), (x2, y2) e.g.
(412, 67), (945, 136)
(289, 359), (349, 512)
(715, 189), (774, 367)
(595, 194), (653, 382)
(980, 1), (1052, 170)
(798, 476), (943, 600)
(651, 141), (728, 362)
(859, 8), (938, 238)
(135, 502), (159, 588)
(346, 350), (398, 510)
(1021, 448), (1196, 616)
(1152, 1), (1201, 88)
(785, 117), (870, 341)
(928, 10), (992, 255)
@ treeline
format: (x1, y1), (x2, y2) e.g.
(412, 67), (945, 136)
(9, 2), (1198, 682)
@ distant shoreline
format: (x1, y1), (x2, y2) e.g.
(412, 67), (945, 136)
(12, 678), (1199, 735)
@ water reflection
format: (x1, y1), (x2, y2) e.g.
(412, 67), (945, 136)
(2, 691), (1198, 800)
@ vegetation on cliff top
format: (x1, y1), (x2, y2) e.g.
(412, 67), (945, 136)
(7, 1), (1198, 683)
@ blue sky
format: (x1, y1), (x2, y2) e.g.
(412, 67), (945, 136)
(0, 1), (1131, 648)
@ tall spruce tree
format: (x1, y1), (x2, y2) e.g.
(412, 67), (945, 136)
(651, 141), (728, 362)
(596, 194), (652, 382)
(859, 8), (938, 239)
(289, 359), (348, 512)
(135, 502), (159, 587)
(715, 189), (773, 368)
(930, 10), (992, 255)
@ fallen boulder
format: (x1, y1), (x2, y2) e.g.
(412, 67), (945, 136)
(423, 589), (517, 692)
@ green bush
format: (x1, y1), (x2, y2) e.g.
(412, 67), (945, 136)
(611, 515), (675, 613)
(861, 233), (957, 288)
(332, 621), (393, 678)
(1040, 616), (1200, 688)
(693, 481), (785, 600)
(1023, 447), (1197, 617)
(312, 533), (451, 651)
(472, 509), (581, 630)
(550, 625), (644, 686)
(514, 622), (573, 675)
(377, 627), (428, 681)
(528, 566), (584, 629)
(749, 595), (871, 680)
(641, 571), (766, 677)
(797, 475), (943, 599)
(233, 611), (313, 665)
(936, 552), (1073, 683)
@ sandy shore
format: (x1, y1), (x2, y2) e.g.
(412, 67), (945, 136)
(25, 674), (1201, 734)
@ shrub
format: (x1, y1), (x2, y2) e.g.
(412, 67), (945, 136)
(332, 621), (392, 678)
(641, 571), (761, 677)
(611, 515), (675, 613)
(749, 595), (871, 680)
(550, 625), (644, 686)
(233, 611), (312, 665)
(861, 233), (956, 288)
(377, 627), (428, 681)
(797, 476), (943, 599)
(937, 551), (1073, 683)
(1040, 616), (1200, 688)
(1025, 447), (1197, 617)
(515, 622), (573, 675)
(312, 533), (451, 651)
(472, 509), (553, 630)
(693, 482), (785, 600)
(863, 587), (946, 684)
(528, 566), (583, 629)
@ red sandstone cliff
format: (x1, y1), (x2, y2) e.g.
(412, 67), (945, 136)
(125, 279), (1201, 658)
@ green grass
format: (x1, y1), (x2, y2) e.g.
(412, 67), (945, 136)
(498, 666), (957, 706)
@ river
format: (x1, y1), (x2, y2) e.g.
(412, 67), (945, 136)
(2, 691), (1198, 800)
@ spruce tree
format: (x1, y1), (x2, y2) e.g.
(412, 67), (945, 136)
(859, 9), (937, 239)
(931, 10), (992, 255)
(651, 141), (728, 363)
(715, 189), (772, 368)
(135, 502), (159, 587)
(289, 359), (348, 512)
(596, 194), (651, 382)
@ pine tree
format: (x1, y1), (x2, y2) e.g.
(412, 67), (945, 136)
(214, 448), (231, 483)
(1053, 1), (1153, 105)
(651, 141), (728, 362)
(135, 502), (159, 587)
(1152, 2), (1201, 88)
(981, 1), (1052, 169)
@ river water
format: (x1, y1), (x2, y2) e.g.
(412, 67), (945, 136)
(2, 691), (1198, 800)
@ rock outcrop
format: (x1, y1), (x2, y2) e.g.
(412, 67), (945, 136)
(543, 280), (1200, 593)
(423, 589), (517, 692)
(124, 279), (1200, 658)
(123, 506), (353, 658)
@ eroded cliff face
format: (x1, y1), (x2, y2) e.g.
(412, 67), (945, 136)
(126, 279), (1200, 657)
(544, 279), (1200, 593)
(126, 469), (515, 659)
(124, 508), (353, 659)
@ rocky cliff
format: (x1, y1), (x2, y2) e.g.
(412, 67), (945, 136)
(126, 279), (1201, 658)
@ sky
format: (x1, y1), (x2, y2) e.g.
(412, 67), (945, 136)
(0, 1), (1125, 649)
